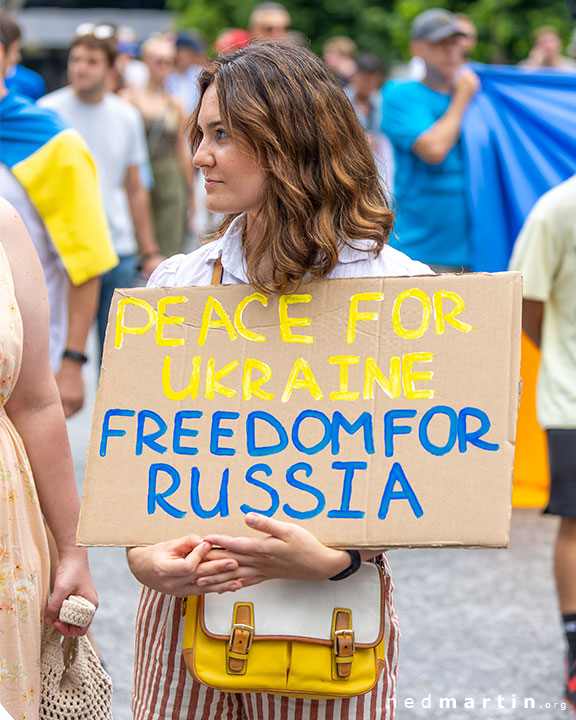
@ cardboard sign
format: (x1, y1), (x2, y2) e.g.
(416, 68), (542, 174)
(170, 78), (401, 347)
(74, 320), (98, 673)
(78, 272), (522, 549)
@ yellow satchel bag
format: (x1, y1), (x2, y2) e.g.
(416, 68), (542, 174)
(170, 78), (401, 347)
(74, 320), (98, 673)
(182, 561), (387, 699)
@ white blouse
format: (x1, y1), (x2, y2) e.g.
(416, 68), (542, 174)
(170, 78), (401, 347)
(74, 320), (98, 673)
(149, 214), (433, 288)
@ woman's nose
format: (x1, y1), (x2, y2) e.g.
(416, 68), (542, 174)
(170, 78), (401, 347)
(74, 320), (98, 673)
(193, 139), (214, 169)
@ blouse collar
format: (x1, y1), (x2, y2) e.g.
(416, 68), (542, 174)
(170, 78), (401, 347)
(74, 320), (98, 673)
(205, 213), (380, 282)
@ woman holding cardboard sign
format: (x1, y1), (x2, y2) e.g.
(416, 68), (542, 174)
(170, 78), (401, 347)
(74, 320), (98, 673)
(127, 42), (432, 719)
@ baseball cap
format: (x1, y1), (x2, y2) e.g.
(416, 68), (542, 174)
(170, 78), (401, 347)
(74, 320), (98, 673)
(116, 25), (139, 56)
(411, 9), (464, 43)
(214, 28), (252, 54)
(175, 31), (205, 53)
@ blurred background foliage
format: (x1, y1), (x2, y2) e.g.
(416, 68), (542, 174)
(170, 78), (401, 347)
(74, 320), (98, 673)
(167, 0), (576, 70)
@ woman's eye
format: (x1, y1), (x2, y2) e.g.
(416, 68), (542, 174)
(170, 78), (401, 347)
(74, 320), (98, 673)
(216, 129), (228, 140)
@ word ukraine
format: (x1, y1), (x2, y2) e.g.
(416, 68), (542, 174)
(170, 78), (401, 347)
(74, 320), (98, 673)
(115, 288), (472, 402)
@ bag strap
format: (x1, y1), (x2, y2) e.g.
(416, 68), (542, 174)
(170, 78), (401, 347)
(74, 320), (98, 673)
(211, 256), (223, 286)
(227, 602), (254, 675)
(332, 608), (355, 679)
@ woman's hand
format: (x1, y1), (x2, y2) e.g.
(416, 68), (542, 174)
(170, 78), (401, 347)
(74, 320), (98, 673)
(126, 535), (242, 597)
(204, 513), (351, 585)
(45, 548), (98, 637)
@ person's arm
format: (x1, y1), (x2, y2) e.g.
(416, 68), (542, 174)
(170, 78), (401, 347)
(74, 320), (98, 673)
(1, 200), (97, 635)
(412, 70), (479, 165)
(55, 276), (100, 418)
(522, 298), (544, 348)
(124, 164), (164, 279)
(126, 535), (242, 597)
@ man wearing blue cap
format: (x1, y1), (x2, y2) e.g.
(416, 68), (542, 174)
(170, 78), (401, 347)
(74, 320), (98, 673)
(382, 8), (479, 272)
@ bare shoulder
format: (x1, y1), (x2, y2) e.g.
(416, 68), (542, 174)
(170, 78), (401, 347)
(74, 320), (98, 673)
(0, 198), (32, 261)
(117, 87), (133, 102)
(0, 198), (38, 273)
(118, 85), (144, 106)
(0, 198), (47, 299)
(0, 196), (24, 230)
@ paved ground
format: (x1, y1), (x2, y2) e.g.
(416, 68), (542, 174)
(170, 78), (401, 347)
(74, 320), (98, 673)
(67, 354), (572, 720)
(389, 512), (567, 719)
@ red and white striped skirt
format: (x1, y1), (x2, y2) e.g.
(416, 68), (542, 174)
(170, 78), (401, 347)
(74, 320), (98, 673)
(132, 556), (400, 720)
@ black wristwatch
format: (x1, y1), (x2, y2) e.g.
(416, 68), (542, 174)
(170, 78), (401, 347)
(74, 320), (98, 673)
(329, 550), (362, 581)
(62, 348), (88, 364)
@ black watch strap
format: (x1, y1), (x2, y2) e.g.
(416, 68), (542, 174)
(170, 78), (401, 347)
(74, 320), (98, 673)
(329, 550), (362, 581)
(62, 348), (88, 364)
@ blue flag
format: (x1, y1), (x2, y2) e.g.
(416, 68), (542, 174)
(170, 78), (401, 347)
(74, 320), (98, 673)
(464, 64), (576, 271)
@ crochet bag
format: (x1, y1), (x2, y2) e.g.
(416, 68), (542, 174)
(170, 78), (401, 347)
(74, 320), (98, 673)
(182, 561), (387, 699)
(39, 595), (112, 720)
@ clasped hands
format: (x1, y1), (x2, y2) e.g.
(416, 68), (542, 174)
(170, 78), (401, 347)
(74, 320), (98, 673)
(126, 513), (354, 597)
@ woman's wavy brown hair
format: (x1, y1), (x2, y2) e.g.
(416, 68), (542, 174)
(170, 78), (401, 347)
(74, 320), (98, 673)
(188, 42), (394, 294)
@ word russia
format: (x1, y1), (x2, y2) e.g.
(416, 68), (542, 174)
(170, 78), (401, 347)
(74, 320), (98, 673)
(78, 273), (522, 549)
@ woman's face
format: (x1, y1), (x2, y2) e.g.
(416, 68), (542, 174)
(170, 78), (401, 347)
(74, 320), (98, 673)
(146, 44), (175, 85)
(193, 85), (267, 224)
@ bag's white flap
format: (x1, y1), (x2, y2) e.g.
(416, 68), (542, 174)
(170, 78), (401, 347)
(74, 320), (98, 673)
(202, 563), (383, 645)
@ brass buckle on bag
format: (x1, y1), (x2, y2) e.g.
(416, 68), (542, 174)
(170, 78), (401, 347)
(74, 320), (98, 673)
(228, 623), (254, 651)
(227, 603), (255, 675)
(333, 628), (355, 657)
(331, 608), (355, 679)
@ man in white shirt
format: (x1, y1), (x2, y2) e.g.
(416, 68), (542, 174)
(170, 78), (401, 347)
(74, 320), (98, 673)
(509, 174), (576, 711)
(40, 29), (162, 352)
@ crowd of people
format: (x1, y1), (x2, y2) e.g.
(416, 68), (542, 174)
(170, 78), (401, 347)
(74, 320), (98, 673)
(0, 3), (576, 719)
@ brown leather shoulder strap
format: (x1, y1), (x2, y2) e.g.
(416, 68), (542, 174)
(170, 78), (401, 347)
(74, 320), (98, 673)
(211, 256), (223, 286)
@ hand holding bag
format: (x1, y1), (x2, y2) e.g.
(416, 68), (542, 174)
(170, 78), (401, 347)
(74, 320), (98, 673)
(40, 595), (113, 720)
(183, 561), (387, 699)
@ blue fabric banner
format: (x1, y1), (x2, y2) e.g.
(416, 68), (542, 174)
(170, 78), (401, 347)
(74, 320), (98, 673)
(464, 64), (576, 271)
(0, 92), (67, 169)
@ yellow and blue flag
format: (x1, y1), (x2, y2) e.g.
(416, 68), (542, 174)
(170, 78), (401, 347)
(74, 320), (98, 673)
(0, 92), (117, 284)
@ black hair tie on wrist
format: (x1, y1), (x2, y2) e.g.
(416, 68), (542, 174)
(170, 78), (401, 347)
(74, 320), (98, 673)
(329, 550), (362, 581)
(62, 348), (88, 364)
